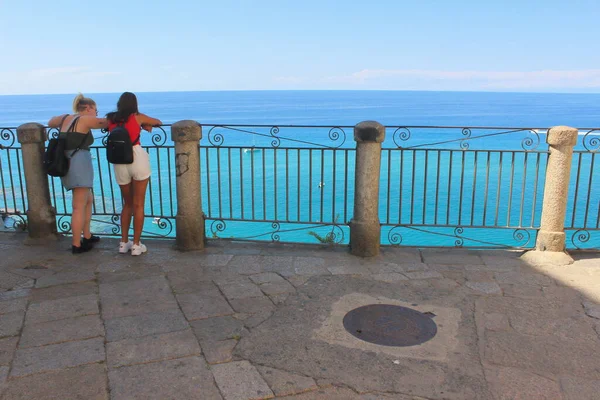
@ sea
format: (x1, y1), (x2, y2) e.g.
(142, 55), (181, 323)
(0, 91), (598, 249)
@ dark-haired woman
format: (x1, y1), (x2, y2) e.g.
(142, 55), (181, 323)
(48, 93), (108, 254)
(106, 92), (162, 256)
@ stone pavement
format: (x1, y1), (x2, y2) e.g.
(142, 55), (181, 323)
(0, 232), (599, 400)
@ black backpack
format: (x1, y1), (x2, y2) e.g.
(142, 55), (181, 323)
(44, 116), (85, 177)
(106, 122), (139, 164)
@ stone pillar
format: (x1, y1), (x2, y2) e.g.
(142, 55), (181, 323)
(535, 126), (578, 252)
(171, 120), (204, 250)
(349, 121), (385, 257)
(17, 123), (57, 240)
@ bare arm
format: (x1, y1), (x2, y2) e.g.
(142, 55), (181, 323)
(47, 114), (68, 128)
(79, 116), (109, 131)
(136, 113), (162, 127)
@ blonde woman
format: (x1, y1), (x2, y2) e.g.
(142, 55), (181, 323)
(48, 94), (108, 253)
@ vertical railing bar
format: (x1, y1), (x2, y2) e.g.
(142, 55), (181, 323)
(262, 149), (266, 220)
(205, 147), (212, 219)
(105, 148), (117, 215)
(297, 149), (301, 222)
(332, 149), (337, 223)
(228, 148), (233, 219)
(0, 154), (8, 211)
(506, 152), (515, 227)
(494, 152), (504, 226)
(399, 149), (404, 224)
(274, 149), (278, 221)
(422, 150), (428, 224)
(167, 147), (174, 217)
(470, 151), (478, 226)
(446, 151), (453, 225)
(239, 148), (244, 220)
(309, 150), (313, 222)
(434, 150), (441, 225)
(387, 149), (392, 224)
(6, 150), (18, 212)
(583, 153), (595, 228)
(410, 150), (416, 225)
(285, 149), (289, 222)
(95, 147), (107, 213)
(250, 148), (255, 220)
(147, 148), (155, 217)
(216, 147), (222, 219)
(530, 152), (541, 228)
(344, 150), (348, 223)
(319, 149), (325, 222)
(519, 152), (529, 227)
(483, 152), (491, 226)
(15, 150), (26, 213)
(157, 148), (164, 217)
(570, 152), (582, 228)
(458, 151), (466, 225)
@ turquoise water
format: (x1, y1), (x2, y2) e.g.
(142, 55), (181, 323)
(0, 91), (598, 249)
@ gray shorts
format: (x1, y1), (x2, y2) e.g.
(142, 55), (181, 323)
(61, 150), (93, 191)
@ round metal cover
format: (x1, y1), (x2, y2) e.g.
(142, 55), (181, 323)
(342, 304), (437, 347)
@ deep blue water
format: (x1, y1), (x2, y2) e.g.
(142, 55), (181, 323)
(0, 91), (598, 249)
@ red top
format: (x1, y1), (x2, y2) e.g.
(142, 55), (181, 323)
(108, 114), (142, 145)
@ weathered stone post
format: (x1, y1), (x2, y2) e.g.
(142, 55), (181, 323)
(349, 121), (385, 257)
(523, 126), (578, 266)
(171, 120), (205, 250)
(16, 123), (57, 240)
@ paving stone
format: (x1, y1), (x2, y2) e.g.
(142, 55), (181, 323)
(35, 269), (96, 288)
(259, 280), (296, 296)
(421, 249), (483, 265)
(11, 337), (105, 377)
(0, 337), (18, 365)
(104, 310), (189, 342)
(0, 272), (32, 291)
(100, 276), (178, 319)
(0, 297), (27, 315)
(254, 256), (296, 273)
(218, 279), (264, 300)
(583, 301), (600, 319)
(0, 363), (108, 400)
(191, 316), (247, 341)
(371, 273), (409, 283)
(286, 275), (311, 288)
(25, 294), (98, 324)
(19, 314), (104, 348)
(31, 281), (97, 303)
(202, 339), (237, 364)
(485, 366), (562, 400)
(484, 313), (510, 332)
(108, 356), (222, 400)
(97, 264), (163, 284)
(327, 265), (368, 275)
(560, 375), (600, 400)
(365, 262), (406, 274)
(169, 275), (224, 294)
(402, 263), (429, 272)
(293, 257), (329, 275)
(257, 366), (318, 396)
(0, 365), (7, 387)
(242, 311), (275, 329)
(501, 283), (544, 298)
(176, 292), (234, 321)
(229, 297), (275, 314)
(249, 272), (285, 284)
(211, 361), (274, 400)
(107, 329), (200, 368)
(494, 271), (554, 286)
(269, 293), (291, 305)
(226, 256), (265, 274)
(0, 289), (31, 302)
(404, 271), (443, 280)
(464, 271), (496, 281)
(280, 386), (360, 399)
(0, 311), (24, 338)
(483, 331), (550, 372)
(197, 253), (235, 267)
(466, 281), (502, 294)
(430, 278), (461, 291)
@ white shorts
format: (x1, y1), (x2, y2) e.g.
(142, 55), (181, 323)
(113, 145), (151, 185)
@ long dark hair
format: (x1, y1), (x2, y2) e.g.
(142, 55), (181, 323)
(106, 92), (139, 123)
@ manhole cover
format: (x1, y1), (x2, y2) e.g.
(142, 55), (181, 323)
(342, 304), (437, 347)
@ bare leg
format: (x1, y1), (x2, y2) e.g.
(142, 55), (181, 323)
(83, 190), (93, 239)
(119, 183), (134, 243)
(71, 188), (89, 247)
(131, 178), (149, 245)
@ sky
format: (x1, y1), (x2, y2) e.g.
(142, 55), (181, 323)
(1, 0), (599, 95)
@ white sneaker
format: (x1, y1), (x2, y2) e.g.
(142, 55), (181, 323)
(119, 241), (133, 254)
(131, 243), (147, 256)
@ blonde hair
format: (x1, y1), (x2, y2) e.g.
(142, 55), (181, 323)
(72, 93), (96, 113)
